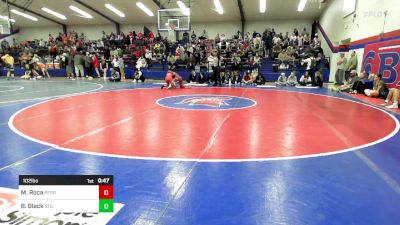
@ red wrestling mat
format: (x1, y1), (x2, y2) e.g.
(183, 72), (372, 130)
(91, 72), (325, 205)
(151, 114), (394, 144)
(10, 88), (398, 161)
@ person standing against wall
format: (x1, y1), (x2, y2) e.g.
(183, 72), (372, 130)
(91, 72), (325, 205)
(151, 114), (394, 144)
(345, 51), (357, 81)
(335, 52), (347, 85)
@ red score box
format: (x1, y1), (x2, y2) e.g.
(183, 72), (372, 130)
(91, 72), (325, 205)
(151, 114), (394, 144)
(99, 185), (114, 199)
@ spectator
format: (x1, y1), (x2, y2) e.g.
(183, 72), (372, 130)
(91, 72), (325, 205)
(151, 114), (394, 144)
(187, 54), (195, 72)
(64, 52), (75, 80)
(301, 27), (309, 36)
(276, 72), (287, 86)
(316, 52), (328, 76)
(110, 55), (121, 82)
(299, 71), (312, 86)
(2, 53), (15, 79)
(349, 71), (368, 94)
(335, 52), (347, 85)
(85, 52), (93, 78)
(1, 39), (9, 51)
(200, 30), (208, 39)
(167, 53), (176, 70)
(313, 71), (324, 87)
(73, 51), (85, 79)
(253, 70), (266, 85)
(345, 51), (357, 81)
(254, 53), (261, 69)
(312, 34), (320, 46)
(277, 51), (290, 64)
(191, 31), (197, 41)
(133, 68), (145, 83)
(100, 56), (109, 80)
(118, 56), (125, 81)
(339, 70), (359, 92)
(198, 71), (207, 84)
(136, 56), (147, 69)
(145, 50), (153, 67)
(242, 70), (253, 85)
(247, 56), (255, 70)
(231, 53), (241, 83)
(287, 71), (298, 86)
(380, 88), (399, 109)
(364, 74), (388, 98)
(187, 70), (197, 83)
(183, 31), (189, 45)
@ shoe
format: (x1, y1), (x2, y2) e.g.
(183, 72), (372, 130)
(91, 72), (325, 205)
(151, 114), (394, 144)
(380, 101), (389, 106)
(133, 80), (137, 83)
(386, 103), (398, 109)
(161, 85), (164, 89)
(364, 89), (371, 97)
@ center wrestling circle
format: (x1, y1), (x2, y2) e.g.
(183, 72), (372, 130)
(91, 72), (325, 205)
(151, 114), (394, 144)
(9, 88), (399, 161)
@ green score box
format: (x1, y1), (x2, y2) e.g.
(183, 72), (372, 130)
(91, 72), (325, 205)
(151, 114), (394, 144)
(99, 199), (114, 212)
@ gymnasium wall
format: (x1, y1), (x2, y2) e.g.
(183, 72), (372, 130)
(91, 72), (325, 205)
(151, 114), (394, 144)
(17, 26), (62, 40)
(318, 0), (400, 82)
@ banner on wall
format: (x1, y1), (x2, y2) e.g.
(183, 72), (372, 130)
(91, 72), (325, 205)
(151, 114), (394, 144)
(362, 38), (400, 88)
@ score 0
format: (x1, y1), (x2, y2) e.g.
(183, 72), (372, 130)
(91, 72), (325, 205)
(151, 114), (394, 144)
(99, 185), (114, 213)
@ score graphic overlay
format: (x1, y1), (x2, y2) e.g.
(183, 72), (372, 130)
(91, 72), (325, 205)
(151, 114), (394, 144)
(18, 175), (114, 213)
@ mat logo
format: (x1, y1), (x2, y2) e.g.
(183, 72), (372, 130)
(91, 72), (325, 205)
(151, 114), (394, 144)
(0, 189), (17, 213)
(177, 97), (232, 107)
(0, 187), (124, 225)
(157, 95), (257, 110)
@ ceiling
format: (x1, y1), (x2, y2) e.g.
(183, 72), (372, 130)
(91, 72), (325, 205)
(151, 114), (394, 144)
(0, 0), (328, 28)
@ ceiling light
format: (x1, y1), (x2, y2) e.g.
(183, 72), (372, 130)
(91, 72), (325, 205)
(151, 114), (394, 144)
(10, 9), (38, 21)
(177, 1), (190, 16)
(69, 5), (93, 19)
(41, 7), (67, 20)
(297, 0), (307, 12)
(260, 0), (266, 13)
(0, 15), (15, 23)
(213, 0), (223, 14)
(136, 2), (154, 17)
(105, 3), (125, 18)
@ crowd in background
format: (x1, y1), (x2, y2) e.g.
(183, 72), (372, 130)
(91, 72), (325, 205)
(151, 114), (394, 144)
(0, 26), (329, 84)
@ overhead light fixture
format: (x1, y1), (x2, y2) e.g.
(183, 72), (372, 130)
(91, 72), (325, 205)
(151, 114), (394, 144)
(105, 3), (125, 18)
(41, 7), (67, 20)
(69, 5), (93, 19)
(0, 15), (15, 23)
(10, 9), (38, 21)
(136, 2), (154, 17)
(177, 1), (190, 16)
(297, 0), (307, 12)
(260, 0), (266, 13)
(213, 0), (223, 14)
